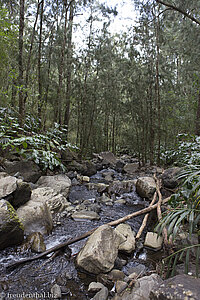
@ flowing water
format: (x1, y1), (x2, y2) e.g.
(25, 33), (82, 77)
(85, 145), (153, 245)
(0, 170), (162, 300)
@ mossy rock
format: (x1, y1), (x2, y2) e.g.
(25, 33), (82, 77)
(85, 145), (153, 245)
(0, 199), (24, 250)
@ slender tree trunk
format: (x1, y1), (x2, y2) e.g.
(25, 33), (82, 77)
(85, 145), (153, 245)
(155, 13), (161, 166)
(55, 2), (68, 124)
(195, 91), (200, 135)
(38, 0), (44, 126)
(64, 1), (74, 131)
(24, 0), (41, 104)
(18, 0), (25, 127)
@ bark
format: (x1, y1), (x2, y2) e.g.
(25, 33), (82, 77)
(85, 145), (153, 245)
(156, 0), (200, 26)
(38, 0), (44, 126)
(24, 0), (41, 104)
(63, 1), (74, 131)
(18, 0), (25, 127)
(195, 91), (200, 135)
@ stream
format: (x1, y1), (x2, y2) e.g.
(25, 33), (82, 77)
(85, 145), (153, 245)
(0, 168), (164, 300)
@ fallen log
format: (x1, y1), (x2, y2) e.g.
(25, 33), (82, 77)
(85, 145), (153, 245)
(7, 197), (170, 270)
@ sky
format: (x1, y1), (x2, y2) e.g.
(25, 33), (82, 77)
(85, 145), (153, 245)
(101, 0), (137, 33)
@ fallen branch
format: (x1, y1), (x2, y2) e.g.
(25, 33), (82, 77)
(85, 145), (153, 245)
(136, 190), (158, 239)
(7, 197), (170, 270)
(155, 177), (170, 248)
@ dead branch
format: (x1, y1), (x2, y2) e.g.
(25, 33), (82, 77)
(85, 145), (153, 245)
(7, 197), (170, 270)
(136, 190), (158, 239)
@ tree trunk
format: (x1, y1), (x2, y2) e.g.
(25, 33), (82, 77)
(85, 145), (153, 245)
(38, 0), (44, 126)
(64, 1), (74, 131)
(18, 0), (25, 127)
(195, 91), (200, 135)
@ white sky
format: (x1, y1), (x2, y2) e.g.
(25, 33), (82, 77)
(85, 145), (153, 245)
(104, 0), (137, 32)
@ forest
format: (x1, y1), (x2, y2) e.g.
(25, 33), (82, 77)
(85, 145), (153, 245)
(1, 0), (200, 166)
(1, 1), (200, 298)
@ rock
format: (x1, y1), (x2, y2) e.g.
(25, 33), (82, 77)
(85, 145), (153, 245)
(87, 183), (109, 193)
(11, 181), (32, 208)
(100, 152), (117, 166)
(161, 167), (182, 189)
(88, 282), (105, 292)
(108, 269), (125, 282)
(113, 274), (162, 300)
(66, 160), (87, 174)
(115, 280), (128, 294)
(0, 175), (17, 198)
(51, 283), (62, 299)
(150, 274), (200, 300)
(61, 148), (78, 162)
(82, 176), (90, 182)
(3, 160), (42, 183)
(76, 225), (120, 274)
(123, 163), (139, 174)
(21, 232), (46, 253)
(99, 193), (112, 203)
(0, 172), (9, 179)
(92, 286), (108, 300)
(72, 210), (100, 221)
(115, 199), (126, 205)
(144, 232), (163, 250)
(31, 187), (70, 214)
(36, 174), (71, 198)
(124, 262), (146, 277)
(0, 199), (24, 250)
(136, 177), (156, 199)
(116, 159), (126, 170)
(115, 224), (135, 254)
(16, 195), (53, 235)
(83, 161), (97, 176)
(108, 180), (136, 196)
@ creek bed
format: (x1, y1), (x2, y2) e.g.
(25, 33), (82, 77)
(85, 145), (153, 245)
(0, 177), (163, 299)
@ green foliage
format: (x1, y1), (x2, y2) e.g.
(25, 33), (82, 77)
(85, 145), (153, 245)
(156, 164), (200, 278)
(0, 107), (77, 171)
(161, 134), (200, 166)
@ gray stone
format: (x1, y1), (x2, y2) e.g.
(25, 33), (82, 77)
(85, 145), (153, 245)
(92, 286), (108, 300)
(0, 199), (24, 250)
(11, 181), (32, 208)
(115, 224), (135, 254)
(100, 151), (117, 166)
(0, 175), (17, 198)
(150, 274), (200, 300)
(108, 180), (136, 196)
(51, 284), (62, 299)
(88, 282), (105, 292)
(76, 225), (120, 274)
(136, 177), (156, 199)
(113, 274), (162, 300)
(123, 163), (139, 174)
(31, 187), (70, 214)
(115, 280), (128, 294)
(3, 160), (42, 183)
(36, 174), (71, 198)
(160, 167), (182, 189)
(17, 196), (53, 235)
(72, 210), (100, 221)
(21, 232), (46, 253)
(144, 232), (163, 250)
(87, 183), (109, 193)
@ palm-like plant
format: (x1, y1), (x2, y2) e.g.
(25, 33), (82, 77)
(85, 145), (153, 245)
(156, 165), (200, 278)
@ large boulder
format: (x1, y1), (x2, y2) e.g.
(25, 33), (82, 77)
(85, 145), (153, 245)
(150, 274), (200, 300)
(3, 160), (42, 183)
(113, 274), (162, 300)
(0, 199), (24, 250)
(123, 163), (139, 174)
(108, 180), (136, 196)
(76, 225), (120, 274)
(136, 177), (156, 200)
(16, 194), (53, 235)
(36, 174), (71, 198)
(0, 175), (17, 199)
(11, 181), (32, 209)
(30, 187), (70, 214)
(115, 224), (135, 254)
(100, 152), (117, 167)
(160, 167), (182, 189)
